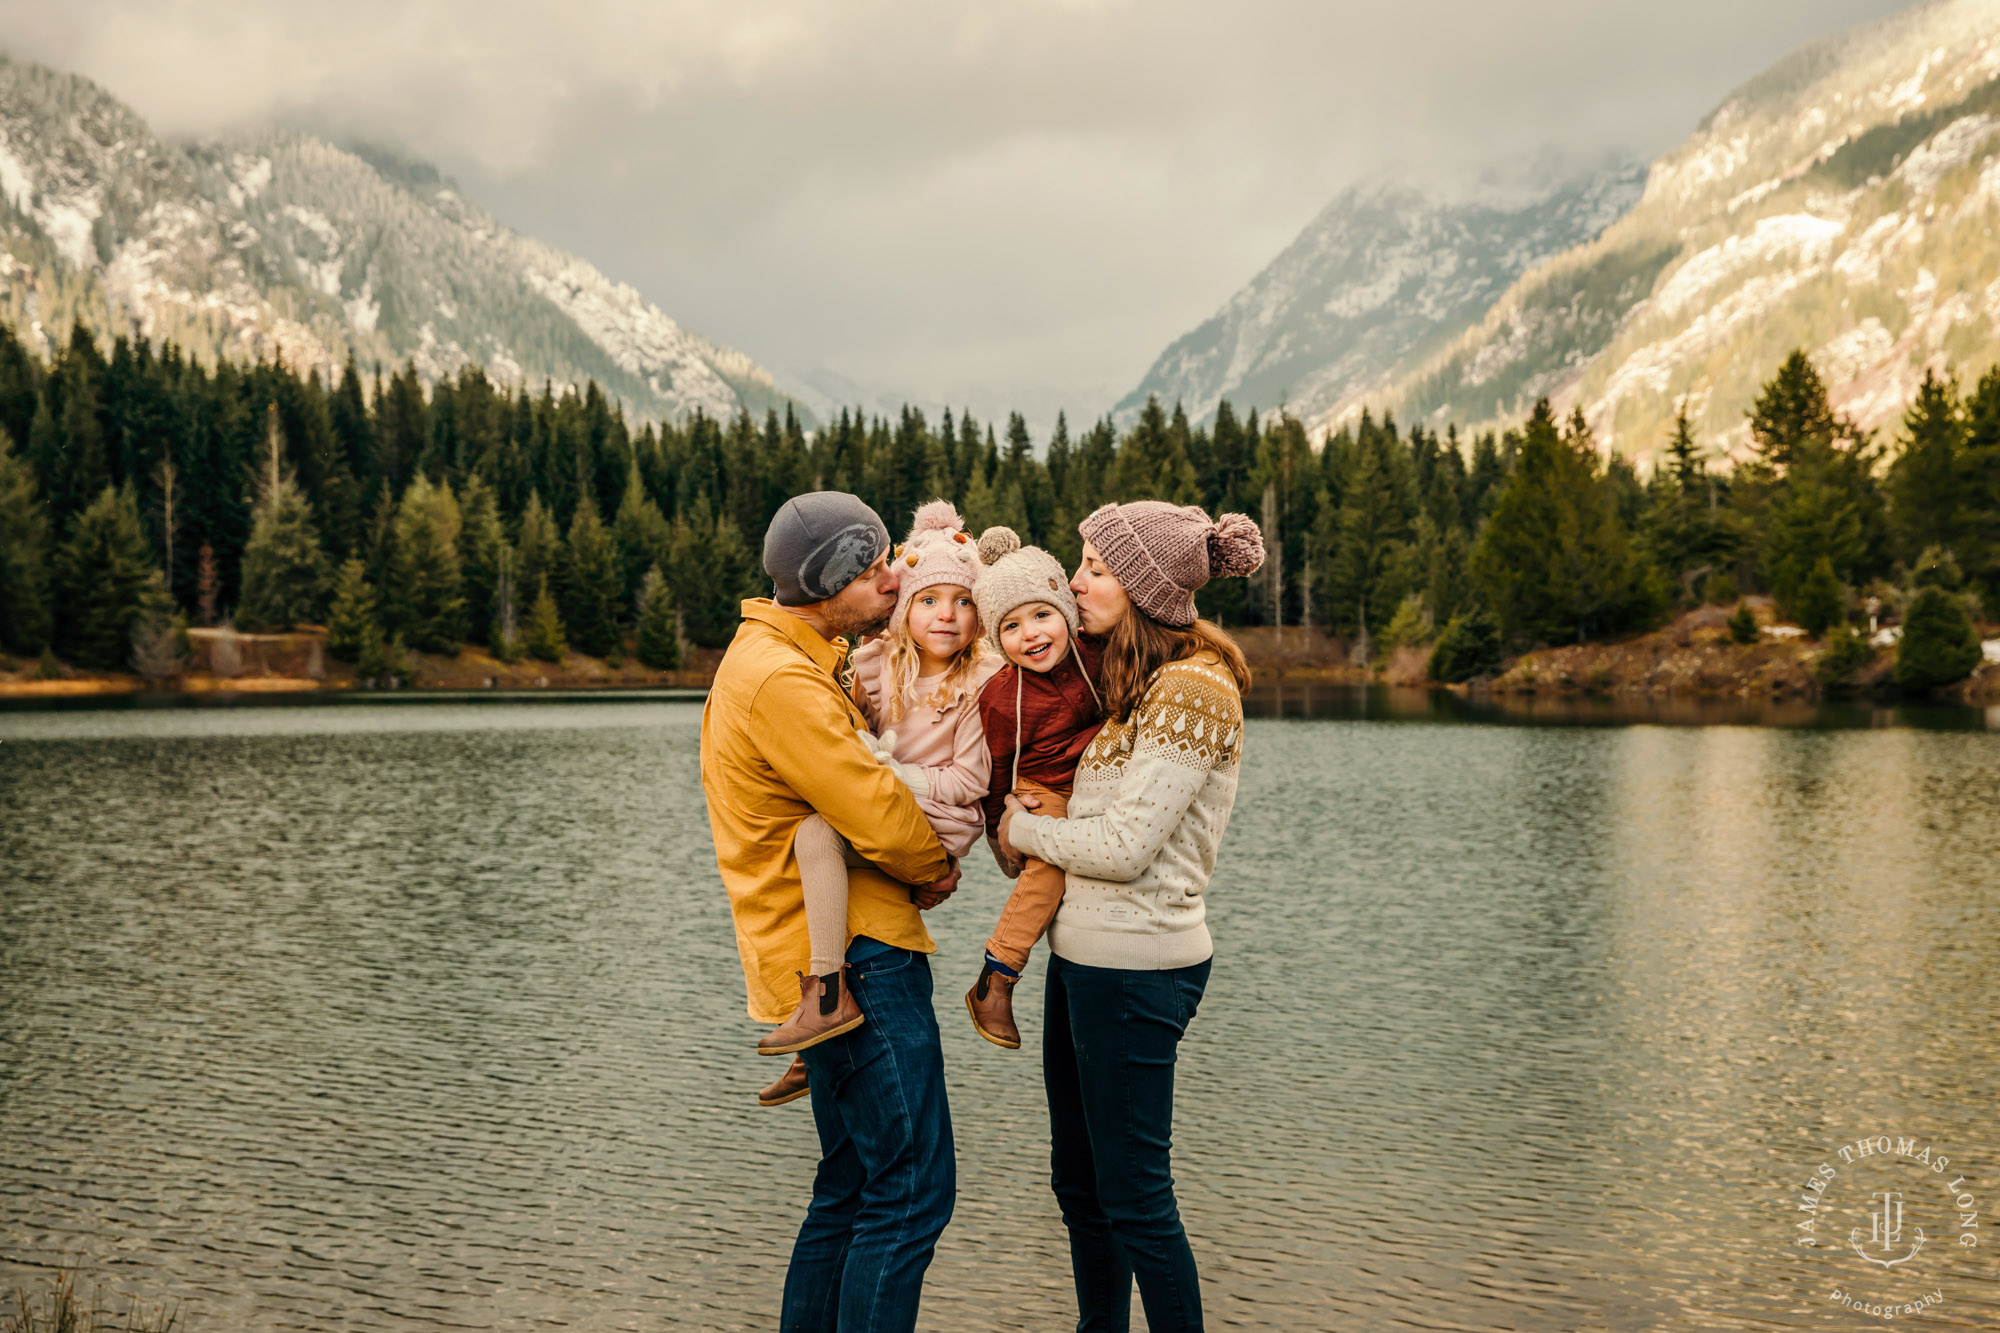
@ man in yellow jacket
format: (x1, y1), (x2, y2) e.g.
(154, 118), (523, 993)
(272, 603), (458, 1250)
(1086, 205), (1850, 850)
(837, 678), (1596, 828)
(701, 490), (962, 1333)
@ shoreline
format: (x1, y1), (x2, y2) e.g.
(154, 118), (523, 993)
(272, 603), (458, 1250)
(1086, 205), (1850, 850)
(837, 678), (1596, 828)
(5, 615), (1996, 709)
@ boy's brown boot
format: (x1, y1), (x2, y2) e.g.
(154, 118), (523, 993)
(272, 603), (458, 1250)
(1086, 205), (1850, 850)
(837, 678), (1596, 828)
(758, 1055), (810, 1107)
(757, 967), (864, 1055)
(965, 964), (1022, 1049)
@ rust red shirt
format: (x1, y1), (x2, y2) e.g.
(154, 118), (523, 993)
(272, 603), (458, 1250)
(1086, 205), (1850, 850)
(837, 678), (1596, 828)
(978, 636), (1105, 838)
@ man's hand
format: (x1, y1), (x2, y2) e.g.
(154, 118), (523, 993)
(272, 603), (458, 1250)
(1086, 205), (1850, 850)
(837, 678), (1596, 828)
(912, 858), (962, 910)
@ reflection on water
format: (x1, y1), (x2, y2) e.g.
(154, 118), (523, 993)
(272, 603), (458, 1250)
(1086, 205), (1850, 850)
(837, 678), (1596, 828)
(1243, 680), (1996, 728)
(1, 703), (1995, 1330)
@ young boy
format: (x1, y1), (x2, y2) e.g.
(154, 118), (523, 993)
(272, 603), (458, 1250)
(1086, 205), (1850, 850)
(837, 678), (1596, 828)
(964, 527), (1104, 1047)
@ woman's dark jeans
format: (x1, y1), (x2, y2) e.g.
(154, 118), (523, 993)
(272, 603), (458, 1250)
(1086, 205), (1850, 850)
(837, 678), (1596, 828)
(1044, 952), (1211, 1333)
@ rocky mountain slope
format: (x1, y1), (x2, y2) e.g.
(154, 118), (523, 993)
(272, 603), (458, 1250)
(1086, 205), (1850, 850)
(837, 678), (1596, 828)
(1115, 160), (1646, 429)
(0, 54), (796, 424)
(1358, 0), (2000, 463)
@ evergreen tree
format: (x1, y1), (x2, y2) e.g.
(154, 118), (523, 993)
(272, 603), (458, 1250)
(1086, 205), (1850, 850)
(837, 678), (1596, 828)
(1116, 397), (1199, 504)
(561, 493), (622, 658)
(612, 461), (673, 606)
(1894, 586), (1981, 690)
(325, 558), (382, 663)
(515, 490), (563, 609)
(635, 564), (681, 670)
(1961, 366), (2000, 617)
(387, 475), (466, 653)
(524, 575), (567, 662)
(458, 474), (507, 647)
(675, 503), (761, 648)
(1748, 350), (1844, 467)
(1641, 400), (1745, 599)
(1469, 402), (1656, 644)
(1728, 603), (1759, 644)
(237, 410), (332, 631)
(1795, 555), (1845, 637)
(1814, 622), (1872, 692)
(0, 426), (52, 652)
(53, 484), (167, 669)
(1326, 424), (1413, 642)
(1763, 440), (1868, 611)
(1887, 368), (1966, 564)
(1428, 608), (1503, 683)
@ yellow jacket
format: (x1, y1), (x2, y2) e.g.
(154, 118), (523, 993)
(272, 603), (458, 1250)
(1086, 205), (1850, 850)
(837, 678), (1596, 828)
(702, 599), (950, 1021)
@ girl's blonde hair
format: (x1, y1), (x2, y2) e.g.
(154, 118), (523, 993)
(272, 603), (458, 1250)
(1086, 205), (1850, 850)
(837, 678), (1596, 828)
(880, 586), (988, 726)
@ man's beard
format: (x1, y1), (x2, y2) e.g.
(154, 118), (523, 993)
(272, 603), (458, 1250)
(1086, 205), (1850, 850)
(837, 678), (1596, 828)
(823, 601), (892, 640)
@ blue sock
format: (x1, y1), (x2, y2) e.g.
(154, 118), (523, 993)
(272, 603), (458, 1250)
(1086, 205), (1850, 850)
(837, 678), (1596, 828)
(984, 953), (1019, 978)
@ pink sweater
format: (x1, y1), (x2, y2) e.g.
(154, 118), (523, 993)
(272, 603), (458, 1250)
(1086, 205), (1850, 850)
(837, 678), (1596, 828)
(852, 640), (1003, 858)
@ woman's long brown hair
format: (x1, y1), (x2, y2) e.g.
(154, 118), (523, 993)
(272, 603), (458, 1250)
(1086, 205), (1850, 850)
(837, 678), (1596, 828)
(1098, 604), (1252, 723)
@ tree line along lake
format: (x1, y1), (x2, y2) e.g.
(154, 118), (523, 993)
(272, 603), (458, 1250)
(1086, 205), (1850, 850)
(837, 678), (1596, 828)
(1, 695), (1994, 1330)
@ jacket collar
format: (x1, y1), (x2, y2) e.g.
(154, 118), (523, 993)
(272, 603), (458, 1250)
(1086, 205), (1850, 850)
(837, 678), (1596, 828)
(741, 598), (848, 676)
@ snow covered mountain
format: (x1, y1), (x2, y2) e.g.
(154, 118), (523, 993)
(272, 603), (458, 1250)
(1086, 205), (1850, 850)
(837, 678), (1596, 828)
(1365, 0), (2000, 463)
(0, 54), (798, 424)
(1114, 160), (1646, 428)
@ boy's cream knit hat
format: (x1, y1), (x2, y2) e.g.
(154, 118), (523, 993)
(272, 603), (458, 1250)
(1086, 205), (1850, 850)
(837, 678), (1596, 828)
(972, 527), (1077, 642)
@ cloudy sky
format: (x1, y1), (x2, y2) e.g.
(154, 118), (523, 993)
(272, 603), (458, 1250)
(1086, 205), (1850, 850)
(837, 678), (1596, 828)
(9, 0), (1912, 424)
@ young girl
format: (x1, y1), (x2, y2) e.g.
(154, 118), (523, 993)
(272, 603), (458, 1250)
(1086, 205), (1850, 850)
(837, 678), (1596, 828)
(756, 500), (1000, 1105)
(963, 526), (1104, 1048)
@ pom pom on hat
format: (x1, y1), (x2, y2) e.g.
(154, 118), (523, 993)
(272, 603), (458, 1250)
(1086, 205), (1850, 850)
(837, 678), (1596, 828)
(977, 526), (1021, 566)
(911, 498), (962, 535)
(1207, 512), (1264, 578)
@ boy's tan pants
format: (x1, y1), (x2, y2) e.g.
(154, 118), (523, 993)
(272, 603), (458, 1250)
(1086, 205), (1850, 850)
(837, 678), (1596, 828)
(984, 777), (1070, 973)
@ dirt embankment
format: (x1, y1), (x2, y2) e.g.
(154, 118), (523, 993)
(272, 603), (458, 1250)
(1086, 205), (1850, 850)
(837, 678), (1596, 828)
(0, 627), (721, 700)
(1486, 600), (2000, 704)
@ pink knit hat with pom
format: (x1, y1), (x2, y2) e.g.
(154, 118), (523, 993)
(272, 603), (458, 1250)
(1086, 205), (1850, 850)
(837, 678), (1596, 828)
(1079, 501), (1264, 627)
(889, 499), (985, 632)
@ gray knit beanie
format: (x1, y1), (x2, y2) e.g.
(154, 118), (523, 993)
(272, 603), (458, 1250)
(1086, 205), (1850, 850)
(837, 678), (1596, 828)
(971, 527), (1078, 642)
(762, 491), (891, 606)
(1078, 501), (1264, 627)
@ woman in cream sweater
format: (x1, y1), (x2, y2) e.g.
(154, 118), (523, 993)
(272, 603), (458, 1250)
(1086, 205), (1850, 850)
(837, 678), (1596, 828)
(998, 499), (1263, 1333)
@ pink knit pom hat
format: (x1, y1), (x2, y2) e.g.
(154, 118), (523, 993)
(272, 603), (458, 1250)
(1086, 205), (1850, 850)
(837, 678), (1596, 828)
(1078, 501), (1264, 627)
(889, 499), (985, 633)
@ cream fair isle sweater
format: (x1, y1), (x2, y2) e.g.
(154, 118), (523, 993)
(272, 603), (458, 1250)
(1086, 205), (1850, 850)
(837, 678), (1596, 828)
(1009, 650), (1243, 970)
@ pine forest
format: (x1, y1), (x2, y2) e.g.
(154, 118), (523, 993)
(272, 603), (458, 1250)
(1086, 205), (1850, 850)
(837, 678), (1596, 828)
(0, 322), (1995, 692)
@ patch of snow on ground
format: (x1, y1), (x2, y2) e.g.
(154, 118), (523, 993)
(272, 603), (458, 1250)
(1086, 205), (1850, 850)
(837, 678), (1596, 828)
(1896, 113), (2000, 197)
(345, 279), (379, 334)
(0, 137), (33, 213)
(40, 196), (102, 271)
(234, 155), (272, 200)
(1596, 271), (1819, 425)
(281, 205), (342, 295)
(1816, 318), (1896, 383)
(521, 257), (740, 419)
(1651, 213), (1845, 319)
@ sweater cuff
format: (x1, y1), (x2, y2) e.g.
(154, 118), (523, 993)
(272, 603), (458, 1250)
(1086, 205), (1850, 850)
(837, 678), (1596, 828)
(1010, 811), (1056, 865)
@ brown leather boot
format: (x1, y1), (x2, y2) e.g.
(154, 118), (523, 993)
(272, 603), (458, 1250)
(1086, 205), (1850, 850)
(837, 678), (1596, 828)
(758, 1054), (810, 1107)
(757, 967), (864, 1055)
(965, 964), (1022, 1049)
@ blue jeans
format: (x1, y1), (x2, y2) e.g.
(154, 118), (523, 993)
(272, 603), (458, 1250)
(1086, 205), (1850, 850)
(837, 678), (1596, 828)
(1044, 953), (1211, 1333)
(779, 942), (955, 1333)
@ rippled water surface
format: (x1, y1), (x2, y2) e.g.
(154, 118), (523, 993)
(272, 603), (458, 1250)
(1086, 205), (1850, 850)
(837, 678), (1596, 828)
(3, 701), (1996, 1330)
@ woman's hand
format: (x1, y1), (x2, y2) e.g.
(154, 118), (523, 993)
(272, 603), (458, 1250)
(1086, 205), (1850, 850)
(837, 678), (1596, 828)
(997, 791), (1042, 862)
